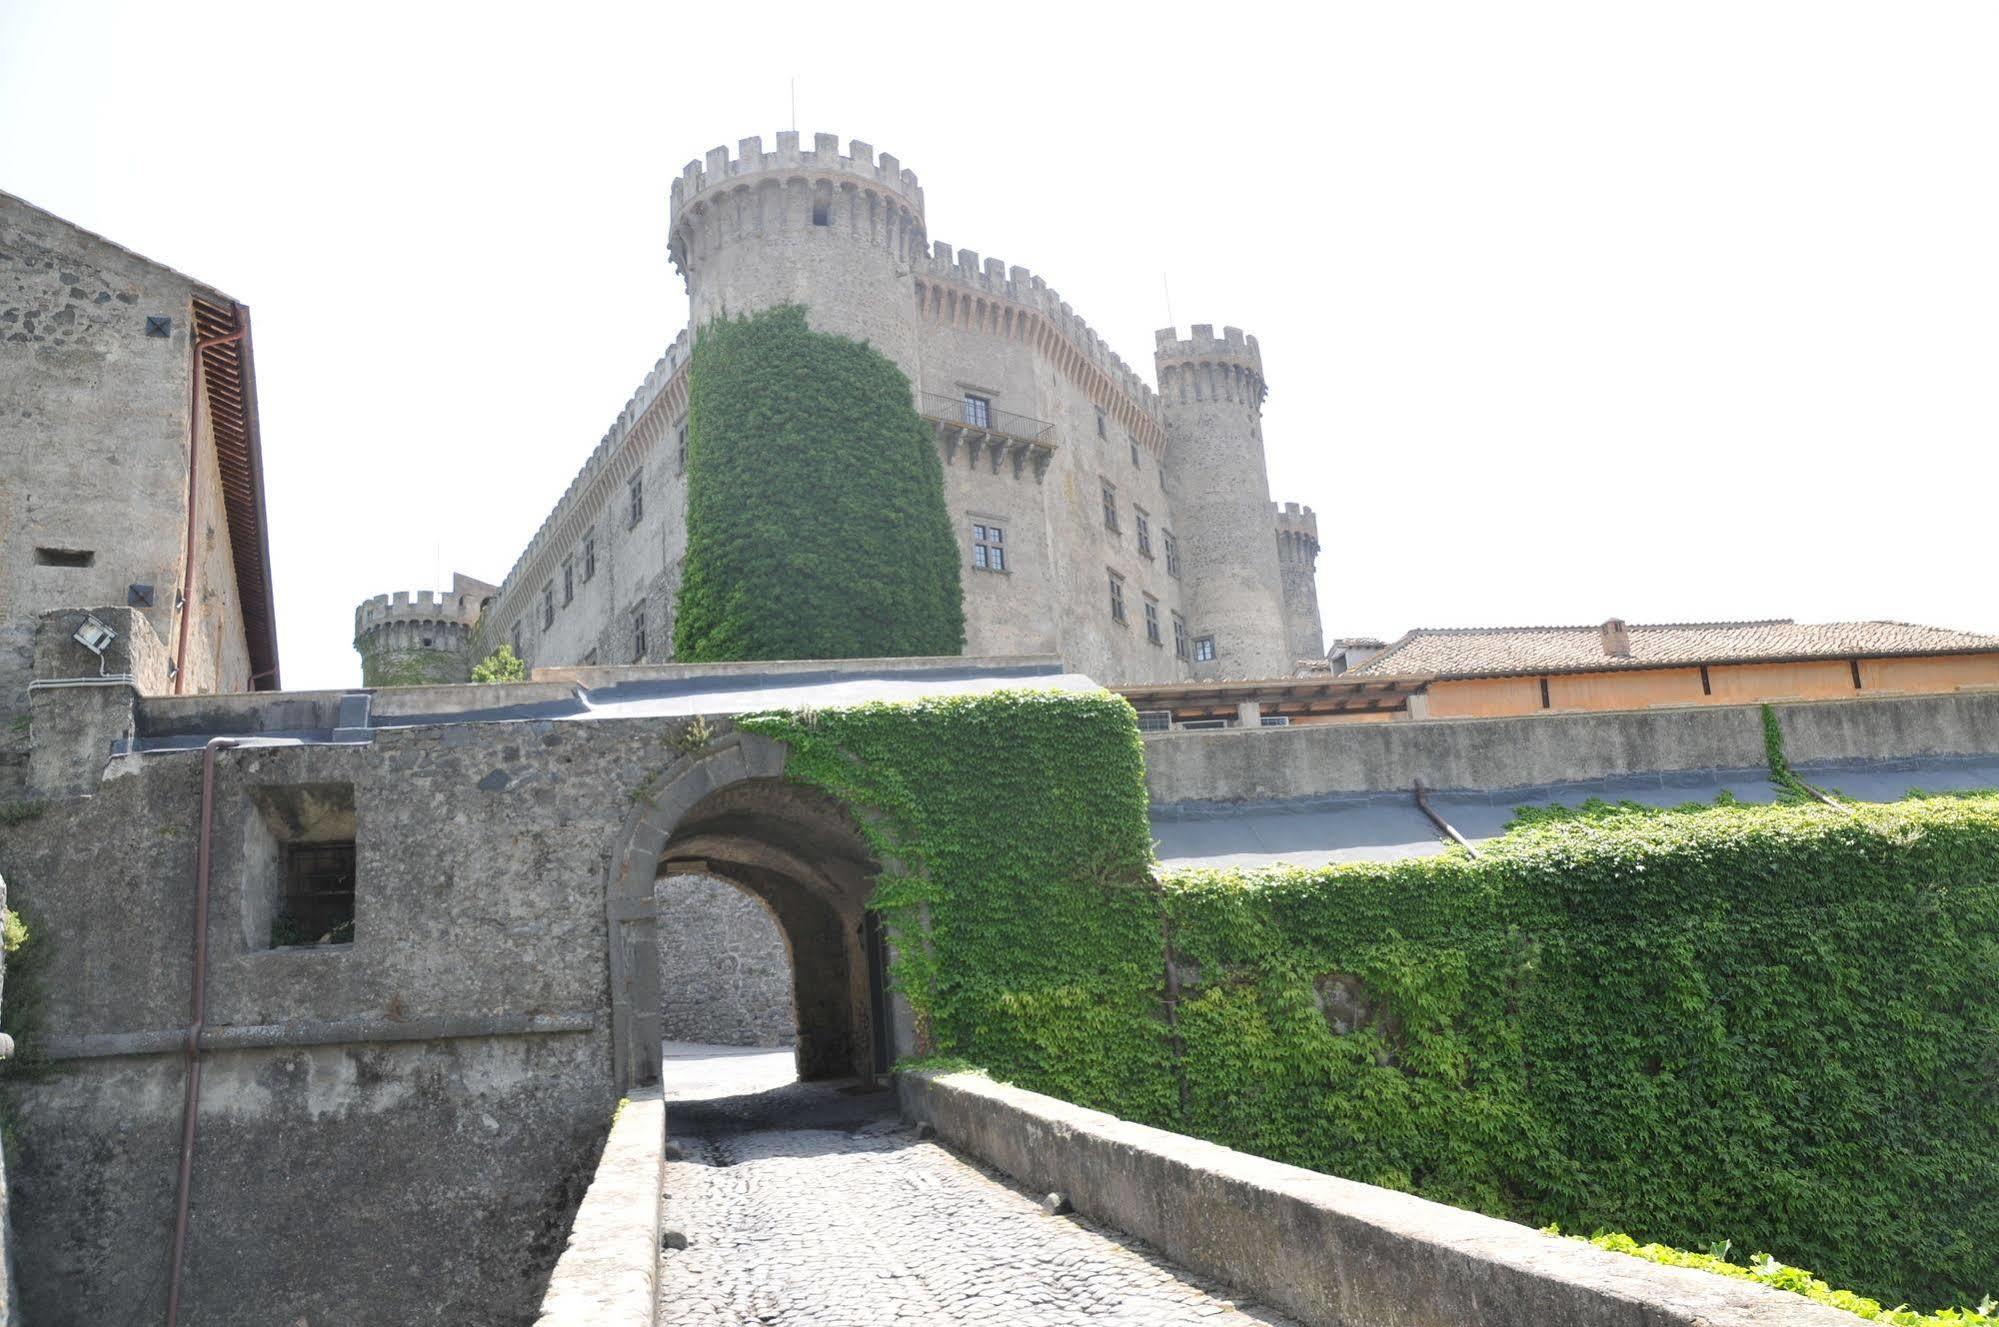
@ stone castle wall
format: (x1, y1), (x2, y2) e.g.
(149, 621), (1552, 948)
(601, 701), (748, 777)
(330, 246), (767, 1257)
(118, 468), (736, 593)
(454, 133), (1322, 689)
(656, 873), (796, 1048)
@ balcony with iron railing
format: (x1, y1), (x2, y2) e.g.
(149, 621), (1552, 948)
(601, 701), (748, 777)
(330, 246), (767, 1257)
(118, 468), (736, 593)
(917, 393), (1057, 483)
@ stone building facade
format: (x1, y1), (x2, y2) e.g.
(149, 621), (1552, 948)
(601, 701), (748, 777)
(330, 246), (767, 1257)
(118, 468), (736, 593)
(361, 133), (1322, 686)
(353, 572), (499, 686)
(0, 192), (280, 790)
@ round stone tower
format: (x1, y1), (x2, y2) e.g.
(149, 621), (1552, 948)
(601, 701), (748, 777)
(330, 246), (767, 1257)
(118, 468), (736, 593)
(1155, 325), (1292, 680)
(1276, 501), (1324, 666)
(353, 587), (486, 687)
(668, 132), (927, 381)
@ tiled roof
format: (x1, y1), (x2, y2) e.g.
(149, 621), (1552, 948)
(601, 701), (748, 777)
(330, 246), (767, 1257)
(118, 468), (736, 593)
(1345, 619), (1999, 679)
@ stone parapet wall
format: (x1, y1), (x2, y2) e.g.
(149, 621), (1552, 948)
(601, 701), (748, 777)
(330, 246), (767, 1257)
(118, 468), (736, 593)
(1144, 690), (1999, 805)
(899, 1070), (1860, 1327)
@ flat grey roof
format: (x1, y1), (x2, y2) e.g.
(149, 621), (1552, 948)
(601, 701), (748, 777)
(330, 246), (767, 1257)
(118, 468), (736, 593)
(1152, 756), (1999, 870)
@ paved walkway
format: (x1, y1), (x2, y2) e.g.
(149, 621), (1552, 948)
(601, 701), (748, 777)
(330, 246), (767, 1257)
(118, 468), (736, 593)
(657, 1046), (1295, 1327)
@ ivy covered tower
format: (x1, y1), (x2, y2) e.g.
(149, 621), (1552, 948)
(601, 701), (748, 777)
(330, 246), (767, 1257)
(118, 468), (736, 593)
(668, 132), (927, 382)
(352, 574), (497, 686)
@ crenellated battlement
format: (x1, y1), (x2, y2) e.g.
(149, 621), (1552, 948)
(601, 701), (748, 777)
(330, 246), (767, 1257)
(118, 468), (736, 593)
(1154, 324), (1267, 410)
(669, 132), (923, 221)
(354, 588), (486, 637)
(1275, 502), (1319, 566)
(916, 239), (1161, 424)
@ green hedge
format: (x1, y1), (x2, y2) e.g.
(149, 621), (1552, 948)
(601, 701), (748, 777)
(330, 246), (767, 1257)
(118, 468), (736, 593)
(673, 305), (964, 661)
(745, 691), (1999, 1312)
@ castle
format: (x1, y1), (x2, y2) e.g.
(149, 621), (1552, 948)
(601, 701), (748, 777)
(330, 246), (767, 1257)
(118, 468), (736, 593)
(356, 133), (1322, 686)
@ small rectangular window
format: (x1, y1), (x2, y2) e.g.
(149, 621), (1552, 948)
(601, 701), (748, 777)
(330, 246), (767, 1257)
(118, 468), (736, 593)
(1172, 613), (1189, 661)
(1144, 596), (1161, 646)
(541, 583), (554, 629)
(1129, 437), (1141, 468)
(1101, 482), (1119, 534)
(633, 606), (647, 661)
(584, 532), (597, 581)
(1164, 531), (1181, 579)
(677, 424), (689, 474)
(1194, 635), (1216, 663)
(962, 395), (991, 429)
(278, 842), (356, 947)
(972, 522), (1006, 572)
(34, 547), (94, 568)
(629, 474), (644, 528)
(812, 202), (831, 227)
(1108, 570), (1127, 624)
(1135, 509), (1152, 559)
(562, 557), (574, 606)
(1094, 406), (1107, 440)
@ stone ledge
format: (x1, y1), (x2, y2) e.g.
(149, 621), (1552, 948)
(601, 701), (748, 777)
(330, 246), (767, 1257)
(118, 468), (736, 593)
(898, 1070), (1861, 1327)
(534, 1086), (664, 1327)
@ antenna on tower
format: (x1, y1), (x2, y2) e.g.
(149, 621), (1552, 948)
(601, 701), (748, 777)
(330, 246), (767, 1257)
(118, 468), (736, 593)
(789, 77), (797, 133)
(1163, 274), (1175, 329)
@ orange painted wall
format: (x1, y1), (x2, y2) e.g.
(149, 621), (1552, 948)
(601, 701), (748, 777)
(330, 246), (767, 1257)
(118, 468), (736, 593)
(1424, 654), (1999, 719)
(1860, 655), (1999, 694)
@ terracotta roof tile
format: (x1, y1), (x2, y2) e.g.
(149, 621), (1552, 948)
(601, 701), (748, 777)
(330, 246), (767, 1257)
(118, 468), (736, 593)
(1345, 619), (1999, 679)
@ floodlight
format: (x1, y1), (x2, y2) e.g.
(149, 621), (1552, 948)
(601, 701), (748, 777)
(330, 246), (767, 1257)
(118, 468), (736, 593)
(73, 614), (116, 676)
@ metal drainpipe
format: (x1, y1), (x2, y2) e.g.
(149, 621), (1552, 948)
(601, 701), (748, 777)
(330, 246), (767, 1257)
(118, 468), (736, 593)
(173, 317), (246, 695)
(164, 736), (237, 1326)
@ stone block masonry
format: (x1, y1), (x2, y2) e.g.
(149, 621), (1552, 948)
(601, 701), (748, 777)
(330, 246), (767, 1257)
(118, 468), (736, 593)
(899, 1070), (1861, 1327)
(392, 130), (1324, 690)
(655, 872), (796, 1049)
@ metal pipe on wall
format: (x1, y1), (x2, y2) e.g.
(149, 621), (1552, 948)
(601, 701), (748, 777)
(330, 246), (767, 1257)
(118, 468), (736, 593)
(164, 736), (236, 1327)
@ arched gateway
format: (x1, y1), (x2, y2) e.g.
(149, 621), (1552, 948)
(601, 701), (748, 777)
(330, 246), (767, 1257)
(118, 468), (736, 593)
(605, 728), (890, 1090)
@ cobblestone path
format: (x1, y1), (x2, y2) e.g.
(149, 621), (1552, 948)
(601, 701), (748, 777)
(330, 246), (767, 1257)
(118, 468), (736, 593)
(657, 1057), (1295, 1327)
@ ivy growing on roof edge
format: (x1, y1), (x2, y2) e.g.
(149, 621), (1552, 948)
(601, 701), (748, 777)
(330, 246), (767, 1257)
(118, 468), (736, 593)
(741, 690), (1999, 1312)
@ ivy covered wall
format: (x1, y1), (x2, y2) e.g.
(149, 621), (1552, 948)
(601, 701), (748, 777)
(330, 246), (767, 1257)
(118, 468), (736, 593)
(674, 306), (965, 662)
(744, 690), (1999, 1312)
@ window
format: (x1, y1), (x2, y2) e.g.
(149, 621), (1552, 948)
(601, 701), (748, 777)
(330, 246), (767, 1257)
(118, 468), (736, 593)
(584, 532), (597, 581)
(629, 473), (644, 528)
(962, 394), (991, 429)
(633, 606), (647, 661)
(278, 842), (356, 947)
(1129, 438), (1141, 468)
(562, 557), (574, 606)
(34, 547), (94, 568)
(676, 424), (688, 474)
(972, 522), (1006, 572)
(1164, 531), (1181, 579)
(246, 782), (357, 951)
(541, 583), (554, 629)
(1172, 612), (1189, 661)
(1101, 482), (1119, 533)
(511, 622), (522, 659)
(1135, 508), (1152, 558)
(812, 202), (831, 227)
(1143, 596), (1161, 646)
(1108, 570), (1127, 624)
(1194, 635), (1216, 663)
(1094, 406), (1107, 440)
(1134, 709), (1172, 733)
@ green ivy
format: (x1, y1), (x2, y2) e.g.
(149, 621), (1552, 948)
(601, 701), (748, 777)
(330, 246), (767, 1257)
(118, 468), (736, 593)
(742, 690), (1999, 1313)
(673, 306), (965, 662)
(358, 647), (466, 688)
(1563, 1231), (1999, 1326)
(470, 645), (526, 684)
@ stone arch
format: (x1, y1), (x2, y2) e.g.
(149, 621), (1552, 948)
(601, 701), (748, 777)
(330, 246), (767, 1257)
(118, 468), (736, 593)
(606, 728), (885, 1091)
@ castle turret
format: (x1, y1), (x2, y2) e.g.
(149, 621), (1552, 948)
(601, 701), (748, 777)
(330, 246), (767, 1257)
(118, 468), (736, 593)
(1275, 502), (1324, 666)
(353, 573), (496, 687)
(669, 132), (927, 382)
(1155, 325), (1291, 679)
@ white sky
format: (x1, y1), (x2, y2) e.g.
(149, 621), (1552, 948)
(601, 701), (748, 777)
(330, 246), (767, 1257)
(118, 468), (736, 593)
(3, 2), (1994, 690)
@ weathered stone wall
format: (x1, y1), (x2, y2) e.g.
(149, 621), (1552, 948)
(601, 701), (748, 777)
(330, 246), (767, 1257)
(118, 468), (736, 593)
(1144, 690), (1999, 805)
(656, 873), (795, 1048)
(0, 705), (674, 1323)
(0, 192), (255, 717)
(466, 134), (1320, 690)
